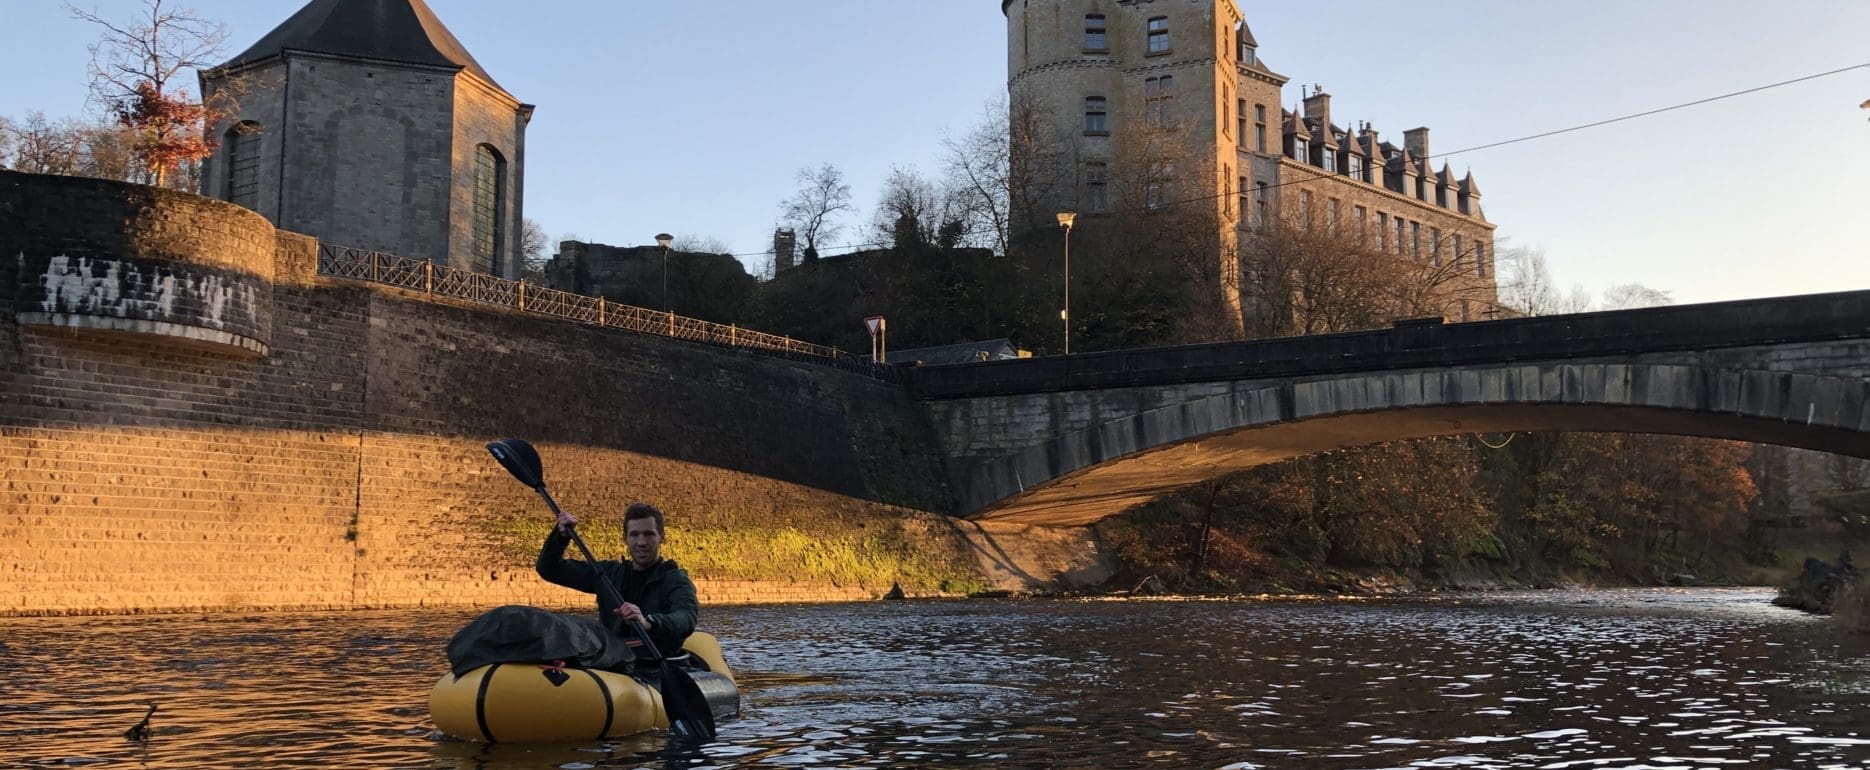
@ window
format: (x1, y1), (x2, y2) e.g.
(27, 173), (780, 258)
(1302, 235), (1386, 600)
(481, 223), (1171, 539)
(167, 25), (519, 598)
(1087, 162), (1110, 213)
(1430, 227), (1442, 266)
(1410, 221), (1420, 257)
(1327, 198), (1340, 234)
(1377, 212), (1388, 251)
(1354, 205), (1367, 244)
(1146, 16), (1169, 53)
(1292, 138), (1308, 161)
(1223, 169), (1233, 219)
(1255, 181), (1269, 226)
(1476, 243), (1490, 278)
(1300, 190), (1313, 228)
(1321, 147), (1336, 172)
(472, 144), (506, 275)
(1238, 175), (1249, 223)
(1083, 96), (1107, 134)
(225, 121), (262, 211)
(1084, 14), (1107, 50)
(1452, 235), (1464, 269)
(1234, 98), (1249, 146)
(1222, 85), (1231, 137)
(1144, 75), (1173, 126)
(1348, 154), (1363, 179)
(1393, 217), (1405, 255)
(1254, 105), (1267, 152)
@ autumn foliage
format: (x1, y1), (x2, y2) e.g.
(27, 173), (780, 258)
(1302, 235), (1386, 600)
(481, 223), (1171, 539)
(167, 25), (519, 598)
(111, 80), (217, 186)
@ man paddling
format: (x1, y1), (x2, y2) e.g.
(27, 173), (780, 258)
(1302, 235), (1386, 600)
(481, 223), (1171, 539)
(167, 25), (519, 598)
(537, 502), (699, 661)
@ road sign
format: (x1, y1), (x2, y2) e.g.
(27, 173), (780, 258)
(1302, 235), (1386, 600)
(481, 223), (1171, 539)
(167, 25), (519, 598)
(863, 316), (886, 336)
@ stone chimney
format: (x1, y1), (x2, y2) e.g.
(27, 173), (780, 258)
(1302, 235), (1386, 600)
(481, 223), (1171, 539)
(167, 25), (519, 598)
(1302, 85), (1332, 128)
(1404, 127), (1430, 161)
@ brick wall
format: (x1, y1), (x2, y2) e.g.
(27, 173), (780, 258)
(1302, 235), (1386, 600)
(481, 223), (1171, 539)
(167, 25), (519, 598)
(0, 172), (1096, 617)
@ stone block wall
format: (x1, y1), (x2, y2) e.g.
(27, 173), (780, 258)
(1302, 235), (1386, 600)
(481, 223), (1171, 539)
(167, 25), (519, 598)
(0, 172), (1106, 617)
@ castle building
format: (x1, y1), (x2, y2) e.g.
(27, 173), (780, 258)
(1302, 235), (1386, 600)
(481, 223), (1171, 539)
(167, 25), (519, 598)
(198, 0), (532, 277)
(1004, 0), (1498, 326)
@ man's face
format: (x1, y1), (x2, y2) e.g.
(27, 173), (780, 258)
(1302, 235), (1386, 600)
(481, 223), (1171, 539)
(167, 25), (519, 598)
(625, 517), (663, 569)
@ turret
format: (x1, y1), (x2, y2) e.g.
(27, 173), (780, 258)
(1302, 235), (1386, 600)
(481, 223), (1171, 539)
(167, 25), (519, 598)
(1459, 170), (1483, 219)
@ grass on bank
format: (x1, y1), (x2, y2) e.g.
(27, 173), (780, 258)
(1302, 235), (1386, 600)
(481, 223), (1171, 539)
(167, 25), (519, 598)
(480, 506), (989, 597)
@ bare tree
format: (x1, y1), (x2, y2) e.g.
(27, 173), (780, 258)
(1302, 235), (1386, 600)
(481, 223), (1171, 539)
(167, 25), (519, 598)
(1242, 210), (1503, 338)
(779, 163), (852, 259)
(519, 218), (550, 283)
(868, 165), (960, 249)
(671, 233), (732, 255)
(1496, 244), (1594, 317)
(68, 0), (231, 187)
(1600, 283), (1673, 310)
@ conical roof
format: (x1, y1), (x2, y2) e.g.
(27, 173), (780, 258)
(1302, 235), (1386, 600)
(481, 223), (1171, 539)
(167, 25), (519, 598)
(1462, 170), (1481, 196)
(219, 0), (507, 95)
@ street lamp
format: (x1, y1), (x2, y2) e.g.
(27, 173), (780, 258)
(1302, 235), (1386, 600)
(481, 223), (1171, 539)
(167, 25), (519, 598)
(1056, 212), (1076, 355)
(655, 233), (674, 312)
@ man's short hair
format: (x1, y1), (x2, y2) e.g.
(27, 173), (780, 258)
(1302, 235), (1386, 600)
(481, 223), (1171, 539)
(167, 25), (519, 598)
(623, 502), (665, 535)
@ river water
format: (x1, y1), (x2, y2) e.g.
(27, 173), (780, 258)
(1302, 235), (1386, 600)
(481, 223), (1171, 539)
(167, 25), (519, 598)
(1, 588), (1866, 769)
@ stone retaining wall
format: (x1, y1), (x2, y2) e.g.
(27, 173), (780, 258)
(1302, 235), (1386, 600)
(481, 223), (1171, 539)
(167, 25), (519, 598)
(2, 171), (1105, 617)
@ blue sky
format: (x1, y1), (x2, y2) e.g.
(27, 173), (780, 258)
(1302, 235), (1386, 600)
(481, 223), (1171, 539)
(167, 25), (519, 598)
(4, 1), (1868, 306)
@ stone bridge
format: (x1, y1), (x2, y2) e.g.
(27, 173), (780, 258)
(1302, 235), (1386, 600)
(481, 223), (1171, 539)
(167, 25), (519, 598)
(909, 294), (1870, 526)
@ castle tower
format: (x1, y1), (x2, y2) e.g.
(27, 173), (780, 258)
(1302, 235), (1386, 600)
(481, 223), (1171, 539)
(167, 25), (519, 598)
(198, 0), (533, 277)
(1004, 0), (1263, 333)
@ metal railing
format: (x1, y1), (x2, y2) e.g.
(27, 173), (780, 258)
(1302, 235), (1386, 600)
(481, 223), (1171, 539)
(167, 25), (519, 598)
(315, 244), (898, 380)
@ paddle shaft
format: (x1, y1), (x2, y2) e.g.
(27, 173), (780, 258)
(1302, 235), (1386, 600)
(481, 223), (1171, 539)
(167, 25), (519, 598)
(531, 486), (671, 663)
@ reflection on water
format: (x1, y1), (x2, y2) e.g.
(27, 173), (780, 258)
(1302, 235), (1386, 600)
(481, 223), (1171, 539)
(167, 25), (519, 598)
(1, 589), (1866, 768)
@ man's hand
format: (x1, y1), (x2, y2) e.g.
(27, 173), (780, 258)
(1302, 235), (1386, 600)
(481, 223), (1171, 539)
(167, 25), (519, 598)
(554, 511), (577, 534)
(614, 602), (652, 628)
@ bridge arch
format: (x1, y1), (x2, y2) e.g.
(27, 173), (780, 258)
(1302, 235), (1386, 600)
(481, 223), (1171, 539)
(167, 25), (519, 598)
(950, 361), (1870, 526)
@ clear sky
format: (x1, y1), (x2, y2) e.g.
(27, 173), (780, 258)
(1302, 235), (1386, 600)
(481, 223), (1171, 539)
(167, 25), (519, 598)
(4, 1), (1868, 306)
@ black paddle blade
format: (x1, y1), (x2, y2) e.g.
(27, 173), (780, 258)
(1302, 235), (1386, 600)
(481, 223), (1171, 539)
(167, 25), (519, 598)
(486, 439), (545, 489)
(660, 662), (716, 743)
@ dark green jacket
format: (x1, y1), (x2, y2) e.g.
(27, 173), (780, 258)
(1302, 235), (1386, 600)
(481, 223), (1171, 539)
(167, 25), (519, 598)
(536, 529), (698, 656)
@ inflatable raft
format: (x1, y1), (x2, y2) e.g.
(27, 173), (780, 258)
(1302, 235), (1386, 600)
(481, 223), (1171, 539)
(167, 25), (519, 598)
(429, 632), (738, 743)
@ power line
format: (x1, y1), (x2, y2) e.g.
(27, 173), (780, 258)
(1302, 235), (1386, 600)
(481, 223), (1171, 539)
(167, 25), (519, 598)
(670, 61), (1870, 256)
(1110, 60), (1870, 217)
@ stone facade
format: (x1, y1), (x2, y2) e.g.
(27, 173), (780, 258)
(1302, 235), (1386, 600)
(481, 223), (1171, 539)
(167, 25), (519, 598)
(198, 0), (531, 277)
(1004, 0), (1498, 327)
(0, 171), (1113, 616)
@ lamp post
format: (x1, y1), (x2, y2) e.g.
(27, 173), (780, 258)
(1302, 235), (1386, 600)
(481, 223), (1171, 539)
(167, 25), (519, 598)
(655, 233), (673, 312)
(1056, 212), (1076, 355)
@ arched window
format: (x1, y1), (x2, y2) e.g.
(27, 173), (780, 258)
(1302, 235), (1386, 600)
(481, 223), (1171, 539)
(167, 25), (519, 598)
(225, 121), (262, 211)
(472, 145), (506, 275)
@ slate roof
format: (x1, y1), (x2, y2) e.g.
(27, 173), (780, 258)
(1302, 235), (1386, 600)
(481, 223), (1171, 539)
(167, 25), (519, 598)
(219, 0), (507, 95)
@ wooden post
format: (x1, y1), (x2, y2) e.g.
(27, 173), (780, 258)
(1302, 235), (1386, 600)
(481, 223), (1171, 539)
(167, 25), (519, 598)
(518, 281), (527, 311)
(424, 260), (433, 293)
(598, 297), (606, 325)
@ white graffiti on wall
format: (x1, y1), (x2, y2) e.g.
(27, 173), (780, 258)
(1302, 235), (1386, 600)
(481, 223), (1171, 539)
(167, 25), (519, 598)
(37, 254), (260, 329)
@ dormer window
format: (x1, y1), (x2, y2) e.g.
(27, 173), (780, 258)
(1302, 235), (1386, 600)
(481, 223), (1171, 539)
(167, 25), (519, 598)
(1348, 154), (1363, 180)
(1321, 147), (1336, 172)
(1240, 44), (1255, 66)
(1084, 14), (1106, 51)
(1146, 16), (1169, 54)
(1292, 137), (1309, 161)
